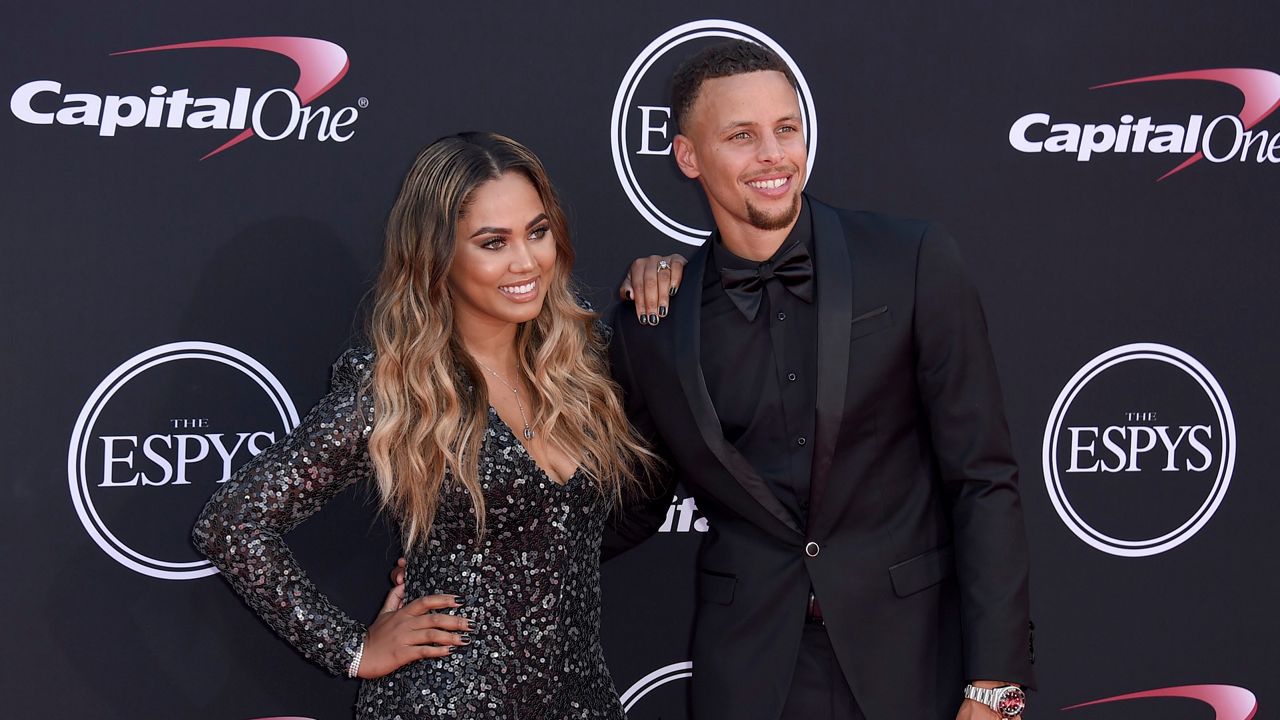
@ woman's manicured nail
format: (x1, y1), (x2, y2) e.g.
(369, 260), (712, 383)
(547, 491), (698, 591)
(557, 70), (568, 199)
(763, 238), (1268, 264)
(648, 314), (658, 325)
(639, 314), (648, 325)
(669, 285), (678, 296)
(658, 305), (667, 318)
(459, 634), (472, 644)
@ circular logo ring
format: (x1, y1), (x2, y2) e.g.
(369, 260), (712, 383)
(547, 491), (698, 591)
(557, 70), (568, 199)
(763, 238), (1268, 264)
(619, 661), (693, 712)
(67, 342), (299, 580)
(611, 20), (818, 246)
(1042, 343), (1236, 557)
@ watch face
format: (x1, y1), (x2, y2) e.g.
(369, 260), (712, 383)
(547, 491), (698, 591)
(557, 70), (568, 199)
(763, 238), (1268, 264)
(996, 686), (1026, 717)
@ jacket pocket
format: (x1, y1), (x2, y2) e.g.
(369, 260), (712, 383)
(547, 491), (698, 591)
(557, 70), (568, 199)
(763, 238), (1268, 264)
(850, 305), (892, 339)
(696, 570), (737, 605)
(888, 545), (955, 597)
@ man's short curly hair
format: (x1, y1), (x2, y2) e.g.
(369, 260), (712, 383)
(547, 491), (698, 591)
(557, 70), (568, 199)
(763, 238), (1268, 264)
(670, 40), (798, 133)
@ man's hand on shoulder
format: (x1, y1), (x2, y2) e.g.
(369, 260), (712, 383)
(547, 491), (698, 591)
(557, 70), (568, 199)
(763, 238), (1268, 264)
(618, 254), (687, 326)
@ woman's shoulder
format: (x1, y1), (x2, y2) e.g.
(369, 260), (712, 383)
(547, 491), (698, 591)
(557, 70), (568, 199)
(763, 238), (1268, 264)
(331, 346), (375, 390)
(571, 290), (614, 345)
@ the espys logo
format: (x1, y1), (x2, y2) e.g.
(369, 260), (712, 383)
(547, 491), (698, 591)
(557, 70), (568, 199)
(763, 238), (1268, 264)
(611, 20), (818, 246)
(1065, 684), (1257, 720)
(1010, 68), (1280, 179)
(620, 661), (693, 716)
(68, 342), (298, 580)
(10, 36), (361, 160)
(1043, 343), (1236, 557)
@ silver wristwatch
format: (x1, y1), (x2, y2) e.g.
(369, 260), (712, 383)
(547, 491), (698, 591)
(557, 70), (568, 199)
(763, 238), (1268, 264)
(963, 684), (1026, 718)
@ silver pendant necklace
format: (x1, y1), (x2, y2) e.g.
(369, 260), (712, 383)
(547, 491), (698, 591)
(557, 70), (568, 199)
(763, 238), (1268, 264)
(474, 358), (535, 441)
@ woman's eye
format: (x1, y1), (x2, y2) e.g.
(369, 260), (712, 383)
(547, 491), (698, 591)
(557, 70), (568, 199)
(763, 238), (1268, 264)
(481, 238), (506, 250)
(530, 225), (550, 240)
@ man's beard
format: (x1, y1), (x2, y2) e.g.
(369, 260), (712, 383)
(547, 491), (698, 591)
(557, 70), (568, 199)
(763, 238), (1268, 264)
(745, 191), (801, 231)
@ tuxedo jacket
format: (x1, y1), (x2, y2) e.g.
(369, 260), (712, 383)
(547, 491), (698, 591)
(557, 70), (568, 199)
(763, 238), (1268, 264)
(603, 197), (1035, 720)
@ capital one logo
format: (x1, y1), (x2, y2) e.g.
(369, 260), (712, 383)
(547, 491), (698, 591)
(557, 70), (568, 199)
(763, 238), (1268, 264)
(10, 36), (360, 160)
(68, 342), (298, 579)
(659, 493), (710, 533)
(1009, 68), (1280, 179)
(1043, 343), (1236, 557)
(1065, 684), (1257, 719)
(611, 20), (818, 245)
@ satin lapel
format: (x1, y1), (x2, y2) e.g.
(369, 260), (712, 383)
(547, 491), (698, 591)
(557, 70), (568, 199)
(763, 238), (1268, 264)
(807, 199), (853, 533)
(673, 241), (804, 538)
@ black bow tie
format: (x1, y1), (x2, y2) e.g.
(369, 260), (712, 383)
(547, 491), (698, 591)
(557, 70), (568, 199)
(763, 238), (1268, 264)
(718, 240), (815, 321)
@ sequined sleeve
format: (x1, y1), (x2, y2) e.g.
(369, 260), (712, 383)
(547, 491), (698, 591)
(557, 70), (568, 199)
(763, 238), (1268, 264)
(193, 348), (375, 677)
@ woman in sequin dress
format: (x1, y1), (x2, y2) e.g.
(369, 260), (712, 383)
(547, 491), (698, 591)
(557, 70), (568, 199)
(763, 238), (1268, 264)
(193, 132), (659, 719)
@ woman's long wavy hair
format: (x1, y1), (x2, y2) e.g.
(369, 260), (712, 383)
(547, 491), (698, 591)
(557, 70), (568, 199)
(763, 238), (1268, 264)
(367, 132), (657, 549)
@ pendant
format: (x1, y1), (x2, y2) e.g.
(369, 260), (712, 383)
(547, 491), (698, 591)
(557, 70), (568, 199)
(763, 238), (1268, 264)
(523, 426), (535, 441)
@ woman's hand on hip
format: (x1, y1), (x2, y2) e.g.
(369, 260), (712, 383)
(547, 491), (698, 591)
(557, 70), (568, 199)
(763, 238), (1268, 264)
(357, 592), (471, 679)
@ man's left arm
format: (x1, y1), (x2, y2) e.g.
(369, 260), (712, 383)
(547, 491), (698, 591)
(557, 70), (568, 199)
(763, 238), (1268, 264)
(912, 222), (1035, 695)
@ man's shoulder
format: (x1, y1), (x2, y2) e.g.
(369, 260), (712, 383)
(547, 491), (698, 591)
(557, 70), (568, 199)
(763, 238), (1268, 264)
(811, 197), (936, 244)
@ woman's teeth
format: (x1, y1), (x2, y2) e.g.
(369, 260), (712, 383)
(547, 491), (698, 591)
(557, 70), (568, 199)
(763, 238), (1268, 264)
(500, 280), (536, 295)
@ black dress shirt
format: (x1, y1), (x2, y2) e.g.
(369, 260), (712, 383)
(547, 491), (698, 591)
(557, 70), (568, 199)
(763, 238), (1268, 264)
(699, 199), (818, 525)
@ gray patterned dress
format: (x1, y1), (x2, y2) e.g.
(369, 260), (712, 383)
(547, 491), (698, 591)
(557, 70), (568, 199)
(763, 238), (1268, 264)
(193, 349), (626, 719)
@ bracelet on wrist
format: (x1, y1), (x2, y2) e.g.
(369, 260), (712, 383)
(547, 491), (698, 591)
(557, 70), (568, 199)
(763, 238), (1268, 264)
(347, 635), (366, 679)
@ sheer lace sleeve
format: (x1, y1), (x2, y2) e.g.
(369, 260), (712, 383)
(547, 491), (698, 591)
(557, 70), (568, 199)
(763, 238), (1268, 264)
(193, 348), (376, 676)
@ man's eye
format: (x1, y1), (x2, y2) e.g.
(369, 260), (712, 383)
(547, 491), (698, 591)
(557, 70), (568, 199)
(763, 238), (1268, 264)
(731, 131), (751, 141)
(778, 125), (798, 134)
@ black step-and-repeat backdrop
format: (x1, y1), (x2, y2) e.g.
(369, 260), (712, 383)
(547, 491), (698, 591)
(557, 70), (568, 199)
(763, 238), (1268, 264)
(3, 2), (1275, 718)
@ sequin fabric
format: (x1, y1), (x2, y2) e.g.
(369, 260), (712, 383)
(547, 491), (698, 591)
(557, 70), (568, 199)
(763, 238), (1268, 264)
(193, 349), (626, 719)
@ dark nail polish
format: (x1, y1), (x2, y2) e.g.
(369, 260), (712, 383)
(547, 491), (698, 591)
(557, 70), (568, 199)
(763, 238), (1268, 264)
(639, 314), (648, 325)
(658, 305), (667, 317)
(648, 314), (658, 325)
(459, 633), (472, 644)
(453, 595), (468, 606)
(669, 285), (678, 296)
(447, 646), (456, 654)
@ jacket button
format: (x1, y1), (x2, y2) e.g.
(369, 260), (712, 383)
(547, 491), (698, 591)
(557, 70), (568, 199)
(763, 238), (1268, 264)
(805, 541), (820, 557)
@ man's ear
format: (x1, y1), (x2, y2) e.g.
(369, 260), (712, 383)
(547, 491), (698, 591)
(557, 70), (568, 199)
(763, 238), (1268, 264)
(673, 134), (700, 179)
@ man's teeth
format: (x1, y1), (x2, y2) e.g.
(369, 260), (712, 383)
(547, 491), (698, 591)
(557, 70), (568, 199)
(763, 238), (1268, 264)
(749, 177), (788, 190)
(501, 281), (536, 295)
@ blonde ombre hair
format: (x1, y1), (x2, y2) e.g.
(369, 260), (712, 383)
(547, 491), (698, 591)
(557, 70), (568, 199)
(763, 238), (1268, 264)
(366, 132), (656, 548)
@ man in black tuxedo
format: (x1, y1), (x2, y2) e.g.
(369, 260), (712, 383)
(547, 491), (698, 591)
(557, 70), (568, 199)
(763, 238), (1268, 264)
(607, 41), (1034, 720)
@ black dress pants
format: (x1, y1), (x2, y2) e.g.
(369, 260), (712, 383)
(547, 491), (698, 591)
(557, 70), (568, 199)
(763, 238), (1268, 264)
(779, 622), (865, 720)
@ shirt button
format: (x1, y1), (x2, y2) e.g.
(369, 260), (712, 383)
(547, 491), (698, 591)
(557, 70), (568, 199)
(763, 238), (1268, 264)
(777, 311), (787, 321)
(797, 436), (807, 446)
(787, 372), (797, 382)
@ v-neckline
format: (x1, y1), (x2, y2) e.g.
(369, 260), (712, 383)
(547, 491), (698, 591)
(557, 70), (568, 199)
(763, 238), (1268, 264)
(487, 407), (582, 487)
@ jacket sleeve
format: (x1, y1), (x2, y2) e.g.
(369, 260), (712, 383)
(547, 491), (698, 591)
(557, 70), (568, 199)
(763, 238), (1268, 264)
(912, 224), (1036, 688)
(192, 348), (375, 677)
(600, 306), (677, 561)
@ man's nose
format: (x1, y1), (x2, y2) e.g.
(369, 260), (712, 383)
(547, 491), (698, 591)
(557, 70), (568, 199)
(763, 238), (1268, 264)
(757, 132), (785, 163)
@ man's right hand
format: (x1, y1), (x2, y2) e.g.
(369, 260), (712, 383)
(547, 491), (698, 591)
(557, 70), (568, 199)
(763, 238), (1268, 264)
(618, 254), (687, 326)
(357, 590), (471, 679)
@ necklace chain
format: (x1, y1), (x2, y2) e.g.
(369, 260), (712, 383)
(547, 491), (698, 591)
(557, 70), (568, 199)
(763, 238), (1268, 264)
(474, 358), (535, 441)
